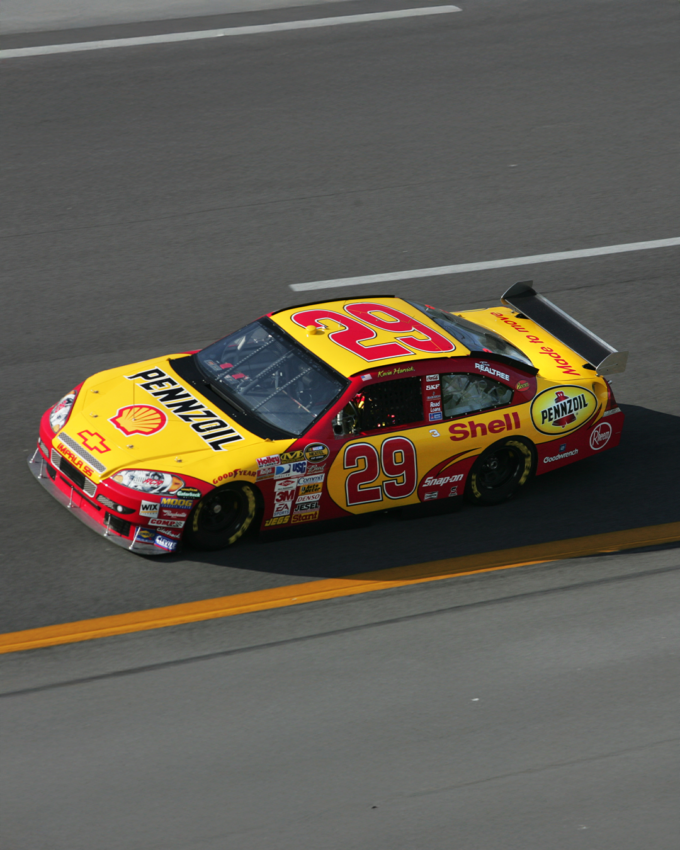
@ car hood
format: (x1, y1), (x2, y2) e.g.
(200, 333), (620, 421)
(52, 354), (274, 485)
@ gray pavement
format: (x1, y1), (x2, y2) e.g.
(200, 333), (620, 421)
(2, 548), (679, 849)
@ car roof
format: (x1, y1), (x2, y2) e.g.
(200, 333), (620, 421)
(269, 296), (471, 378)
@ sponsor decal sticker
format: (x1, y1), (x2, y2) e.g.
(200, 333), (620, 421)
(291, 509), (319, 525)
(77, 430), (111, 454)
(274, 477), (298, 491)
(299, 482), (323, 496)
(275, 461), (307, 478)
(154, 534), (177, 552)
(125, 367), (243, 450)
(530, 386), (597, 436)
(139, 500), (159, 518)
(176, 487), (201, 499)
(516, 380), (530, 391)
(422, 374), (443, 424)
(490, 312), (582, 376)
(257, 465), (276, 480)
(257, 454), (280, 467)
(265, 516), (289, 527)
(422, 473), (464, 487)
(137, 528), (156, 541)
(475, 362), (510, 382)
(160, 508), (190, 520)
(450, 411), (522, 441)
(589, 421), (613, 451)
(160, 497), (194, 508)
(305, 463), (327, 474)
(149, 518), (185, 528)
(361, 373), (372, 382)
(273, 502), (292, 517)
(294, 499), (320, 511)
(212, 468), (256, 485)
(56, 442), (95, 479)
(304, 443), (330, 463)
(423, 492), (438, 501)
(543, 449), (579, 463)
(280, 450), (304, 463)
(110, 405), (167, 436)
(448, 486), (459, 497)
(298, 474), (324, 487)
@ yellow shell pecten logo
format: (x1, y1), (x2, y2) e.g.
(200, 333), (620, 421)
(530, 386), (597, 436)
(110, 404), (168, 436)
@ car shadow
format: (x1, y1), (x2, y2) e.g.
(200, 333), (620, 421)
(180, 404), (680, 580)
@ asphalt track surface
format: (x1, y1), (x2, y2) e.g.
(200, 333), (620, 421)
(2, 0), (680, 846)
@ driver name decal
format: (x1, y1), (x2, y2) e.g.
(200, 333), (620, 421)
(126, 368), (243, 451)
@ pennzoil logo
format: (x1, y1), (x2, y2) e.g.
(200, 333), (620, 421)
(530, 386), (597, 436)
(110, 405), (167, 436)
(126, 368), (243, 451)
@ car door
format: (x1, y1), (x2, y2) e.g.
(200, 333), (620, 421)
(326, 374), (428, 515)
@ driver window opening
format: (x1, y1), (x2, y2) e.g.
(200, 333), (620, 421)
(335, 377), (424, 436)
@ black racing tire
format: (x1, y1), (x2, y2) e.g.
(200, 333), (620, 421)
(184, 483), (258, 551)
(465, 437), (536, 506)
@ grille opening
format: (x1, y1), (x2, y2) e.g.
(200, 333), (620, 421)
(58, 457), (86, 491)
(105, 513), (132, 537)
(47, 463), (58, 481)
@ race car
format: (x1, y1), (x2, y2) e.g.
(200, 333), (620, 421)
(29, 281), (627, 555)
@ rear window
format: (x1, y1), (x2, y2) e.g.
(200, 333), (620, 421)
(408, 301), (534, 368)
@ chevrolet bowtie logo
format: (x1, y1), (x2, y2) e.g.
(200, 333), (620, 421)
(77, 430), (111, 454)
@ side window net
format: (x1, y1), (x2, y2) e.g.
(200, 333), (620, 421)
(352, 377), (424, 431)
(442, 373), (513, 418)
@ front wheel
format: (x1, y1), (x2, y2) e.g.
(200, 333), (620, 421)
(184, 483), (258, 551)
(465, 438), (535, 506)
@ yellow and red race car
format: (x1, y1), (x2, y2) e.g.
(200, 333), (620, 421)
(29, 282), (627, 555)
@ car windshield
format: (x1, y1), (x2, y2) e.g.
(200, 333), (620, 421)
(195, 320), (346, 436)
(408, 301), (534, 368)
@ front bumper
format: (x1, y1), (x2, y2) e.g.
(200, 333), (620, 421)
(27, 449), (176, 555)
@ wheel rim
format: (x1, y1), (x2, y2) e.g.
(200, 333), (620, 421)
(198, 490), (244, 534)
(476, 446), (522, 492)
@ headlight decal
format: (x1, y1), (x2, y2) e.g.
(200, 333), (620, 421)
(112, 470), (185, 495)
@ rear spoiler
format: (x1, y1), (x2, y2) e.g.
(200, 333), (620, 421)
(501, 281), (628, 376)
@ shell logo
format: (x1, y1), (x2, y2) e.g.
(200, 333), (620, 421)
(530, 386), (597, 436)
(110, 405), (168, 436)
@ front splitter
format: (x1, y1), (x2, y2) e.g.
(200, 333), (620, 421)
(27, 451), (170, 556)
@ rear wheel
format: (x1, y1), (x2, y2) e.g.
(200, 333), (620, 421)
(185, 483), (258, 551)
(465, 438), (535, 506)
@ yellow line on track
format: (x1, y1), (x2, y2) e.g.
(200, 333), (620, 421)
(2, 521), (679, 654)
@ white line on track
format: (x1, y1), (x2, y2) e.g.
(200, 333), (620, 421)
(289, 237), (680, 291)
(0, 6), (461, 59)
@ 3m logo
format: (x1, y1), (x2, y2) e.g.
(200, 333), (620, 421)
(77, 430), (111, 454)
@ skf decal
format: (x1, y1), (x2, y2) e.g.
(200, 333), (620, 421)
(530, 386), (597, 436)
(125, 368), (243, 451)
(422, 375), (443, 423)
(110, 405), (167, 436)
(77, 430), (111, 454)
(450, 412), (521, 441)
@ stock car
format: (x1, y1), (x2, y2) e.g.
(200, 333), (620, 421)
(29, 281), (627, 555)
